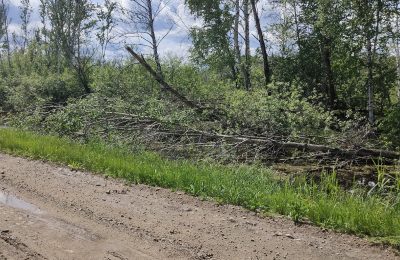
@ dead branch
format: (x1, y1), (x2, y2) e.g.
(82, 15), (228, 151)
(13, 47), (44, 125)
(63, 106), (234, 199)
(190, 130), (400, 161)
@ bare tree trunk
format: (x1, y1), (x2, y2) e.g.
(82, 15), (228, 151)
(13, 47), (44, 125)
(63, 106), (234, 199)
(233, 0), (241, 86)
(366, 0), (382, 125)
(192, 130), (400, 161)
(4, 14), (10, 69)
(243, 0), (251, 90)
(126, 46), (204, 112)
(292, 0), (301, 49)
(146, 0), (163, 79)
(250, 0), (271, 86)
(395, 12), (400, 100)
(291, 0), (305, 83)
(321, 36), (336, 109)
(366, 37), (374, 124)
(0, 0), (11, 69)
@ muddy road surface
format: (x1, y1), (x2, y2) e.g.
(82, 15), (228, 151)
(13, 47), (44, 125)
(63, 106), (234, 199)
(0, 153), (398, 259)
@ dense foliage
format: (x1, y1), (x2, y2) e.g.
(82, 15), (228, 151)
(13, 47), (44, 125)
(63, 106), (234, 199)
(0, 0), (399, 158)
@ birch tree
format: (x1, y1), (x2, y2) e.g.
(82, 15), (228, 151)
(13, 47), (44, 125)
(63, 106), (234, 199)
(121, 0), (170, 79)
(97, 0), (117, 63)
(250, 0), (271, 86)
(19, 0), (32, 51)
(0, 0), (10, 67)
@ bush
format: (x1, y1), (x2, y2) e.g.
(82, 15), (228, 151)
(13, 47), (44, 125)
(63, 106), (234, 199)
(222, 85), (333, 138)
(4, 71), (84, 112)
(379, 105), (400, 150)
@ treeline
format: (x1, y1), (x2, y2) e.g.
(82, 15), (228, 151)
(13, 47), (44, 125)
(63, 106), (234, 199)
(187, 0), (400, 122)
(0, 0), (399, 158)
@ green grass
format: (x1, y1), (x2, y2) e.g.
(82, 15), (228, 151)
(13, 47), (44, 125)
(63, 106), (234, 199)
(0, 128), (399, 247)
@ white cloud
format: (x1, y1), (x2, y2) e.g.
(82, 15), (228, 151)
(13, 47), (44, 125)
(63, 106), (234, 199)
(9, 0), (40, 8)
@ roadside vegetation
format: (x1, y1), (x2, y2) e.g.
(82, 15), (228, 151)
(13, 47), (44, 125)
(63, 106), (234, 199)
(0, 128), (399, 248)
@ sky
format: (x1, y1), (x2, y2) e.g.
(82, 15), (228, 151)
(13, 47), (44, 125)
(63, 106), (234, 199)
(5, 0), (279, 60)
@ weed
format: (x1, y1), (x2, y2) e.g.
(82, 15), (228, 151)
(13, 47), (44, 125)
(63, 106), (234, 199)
(0, 128), (399, 247)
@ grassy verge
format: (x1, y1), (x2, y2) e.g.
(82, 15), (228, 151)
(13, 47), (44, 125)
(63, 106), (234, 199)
(0, 128), (399, 247)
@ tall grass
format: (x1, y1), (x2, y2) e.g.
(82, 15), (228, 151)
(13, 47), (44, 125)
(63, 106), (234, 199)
(0, 128), (399, 246)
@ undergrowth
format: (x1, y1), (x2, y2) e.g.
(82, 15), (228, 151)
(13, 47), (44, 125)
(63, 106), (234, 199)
(0, 128), (399, 248)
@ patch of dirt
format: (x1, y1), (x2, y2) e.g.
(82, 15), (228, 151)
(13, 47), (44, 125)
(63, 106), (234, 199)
(0, 153), (398, 259)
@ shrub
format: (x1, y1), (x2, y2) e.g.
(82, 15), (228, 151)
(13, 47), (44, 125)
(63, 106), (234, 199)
(379, 105), (400, 150)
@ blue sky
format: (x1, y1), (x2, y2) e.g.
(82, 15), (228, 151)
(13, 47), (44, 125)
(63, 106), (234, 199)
(6, 0), (278, 60)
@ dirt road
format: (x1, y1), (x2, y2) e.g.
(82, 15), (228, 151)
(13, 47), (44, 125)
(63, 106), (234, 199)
(0, 153), (398, 260)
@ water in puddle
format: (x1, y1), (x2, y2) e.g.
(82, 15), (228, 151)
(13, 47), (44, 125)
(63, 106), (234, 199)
(0, 191), (42, 214)
(0, 191), (98, 241)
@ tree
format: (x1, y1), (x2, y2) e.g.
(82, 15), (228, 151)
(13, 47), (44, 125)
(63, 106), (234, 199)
(233, 0), (241, 85)
(250, 0), (271, 86)
(46, 0), (96, 93)
(350, 0), (384, 124)
(315, 0), (341, 109)
(121, 0), (170, 79)
(243, 0), (251, 90)
(392, 1), (400, 100)
(96, 0), (117, 63)
(0, 0), (10, 68)
(186, 0), (237, 80)
(296, 0), (344, 108)
(19, 0), (32, 51)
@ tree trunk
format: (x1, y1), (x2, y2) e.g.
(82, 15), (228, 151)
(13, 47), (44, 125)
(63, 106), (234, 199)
(5, 18), (10, 69)
(321, 36), (336, 109)
(1, 0), (11, 69)
(146, 0), (163, 79)
(395, 12), (400, 100)
(366, 0), (382, 125)
(250, 0), (271, 86)
(126, 47), (203, 112)
(233, 0), (241, 86)
(193, 130), (400, 161)
(366, 36), (374, 124)
(243, 0), (251, 90)
(292, 0), (301, 49)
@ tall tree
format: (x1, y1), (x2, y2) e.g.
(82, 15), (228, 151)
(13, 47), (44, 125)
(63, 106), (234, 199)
(19, 0), (32, 51)
(243, 0), (251, 90)
(351, 0), (383, 124)
(233, 0), (242, 85)
(122, 0), (169, 79)
(0, 0), (10, 68)
(0, 0), (6, 60)
(96, 0), (117, 63)
(46, 0), (96, 93)
(250, 0), (271, 86)
(315, 0), (340, 109)
(393, 1), (400, 100)
(186, 0), (237, 80)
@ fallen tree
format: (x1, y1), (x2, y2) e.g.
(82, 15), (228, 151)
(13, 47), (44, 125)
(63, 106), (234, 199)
(126, 46), (224, 121)
(126, 47), (205, 112)
(182, 129), (399, 162)
(95, 110), (400, 163)
(124, 47), (399, 163)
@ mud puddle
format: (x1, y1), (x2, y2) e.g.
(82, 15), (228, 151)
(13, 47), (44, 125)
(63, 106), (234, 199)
(0, 190), (42, 214)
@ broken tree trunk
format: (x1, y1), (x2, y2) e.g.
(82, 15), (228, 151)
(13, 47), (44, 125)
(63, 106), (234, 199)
(125, 47), (399, 162)
(126, 46), (204, 112)
(250, 0), (271, 86)
(196, 131), (400, 161)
